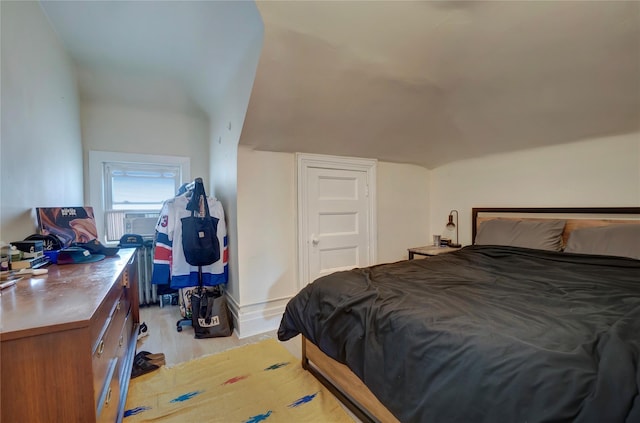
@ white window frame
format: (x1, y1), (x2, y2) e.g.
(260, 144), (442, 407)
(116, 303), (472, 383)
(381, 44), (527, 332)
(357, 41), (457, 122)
(89, 151), (191, 244)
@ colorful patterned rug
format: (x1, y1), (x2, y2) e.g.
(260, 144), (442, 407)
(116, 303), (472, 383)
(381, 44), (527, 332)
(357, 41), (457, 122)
(123, 338), (354, 422)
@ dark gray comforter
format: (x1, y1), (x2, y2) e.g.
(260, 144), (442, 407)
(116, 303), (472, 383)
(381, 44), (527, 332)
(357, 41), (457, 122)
(278, 246), (640, 422)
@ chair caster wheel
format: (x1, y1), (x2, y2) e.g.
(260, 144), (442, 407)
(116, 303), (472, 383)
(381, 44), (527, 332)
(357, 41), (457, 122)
(177, 326), (182, 332)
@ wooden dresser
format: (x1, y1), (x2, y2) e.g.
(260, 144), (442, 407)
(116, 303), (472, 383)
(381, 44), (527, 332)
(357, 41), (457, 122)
(1, 248), (140, 423)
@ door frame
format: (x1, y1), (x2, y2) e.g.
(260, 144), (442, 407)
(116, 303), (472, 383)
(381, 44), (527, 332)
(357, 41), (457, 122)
(296, 153), (377, 290)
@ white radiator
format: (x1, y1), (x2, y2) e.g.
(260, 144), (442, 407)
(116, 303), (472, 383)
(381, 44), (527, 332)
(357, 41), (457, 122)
(136, 243), (158, 306)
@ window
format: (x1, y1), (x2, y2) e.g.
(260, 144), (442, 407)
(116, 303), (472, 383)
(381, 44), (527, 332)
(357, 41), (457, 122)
(89, 151), (190, 243)
(104, 162), (180, 211)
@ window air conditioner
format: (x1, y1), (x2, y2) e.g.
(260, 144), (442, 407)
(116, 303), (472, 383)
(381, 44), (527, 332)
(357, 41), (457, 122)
(123, 212), (160, 240)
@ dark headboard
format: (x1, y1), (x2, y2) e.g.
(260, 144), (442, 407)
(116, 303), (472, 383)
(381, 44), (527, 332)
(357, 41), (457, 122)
(472, 207), (640, 245)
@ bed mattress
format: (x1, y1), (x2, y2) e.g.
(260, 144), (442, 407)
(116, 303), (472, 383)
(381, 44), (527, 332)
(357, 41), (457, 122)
(278, 245), (640, 422)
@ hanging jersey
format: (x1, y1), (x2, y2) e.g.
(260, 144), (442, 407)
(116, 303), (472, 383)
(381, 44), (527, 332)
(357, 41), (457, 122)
(151, 193), (228, 288)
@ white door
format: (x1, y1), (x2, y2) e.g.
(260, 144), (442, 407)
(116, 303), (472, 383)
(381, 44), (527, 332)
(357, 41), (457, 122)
(298, 154), (377, 288)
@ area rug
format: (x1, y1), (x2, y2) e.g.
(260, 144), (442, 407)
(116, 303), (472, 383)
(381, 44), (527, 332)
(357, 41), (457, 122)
(123, 339), (354, 422)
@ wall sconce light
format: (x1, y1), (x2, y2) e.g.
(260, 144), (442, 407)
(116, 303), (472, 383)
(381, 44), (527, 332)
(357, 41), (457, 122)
(446, 210), (461, 248)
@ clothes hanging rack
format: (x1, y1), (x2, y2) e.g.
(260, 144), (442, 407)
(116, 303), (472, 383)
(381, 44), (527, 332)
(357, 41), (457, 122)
(177, 177), (203, 331)
(151, 176), (228, 334)
(176, 176), (218, 333)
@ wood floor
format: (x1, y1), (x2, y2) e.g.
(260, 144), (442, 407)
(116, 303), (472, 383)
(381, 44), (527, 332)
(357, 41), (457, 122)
(137, 303), (302, 367)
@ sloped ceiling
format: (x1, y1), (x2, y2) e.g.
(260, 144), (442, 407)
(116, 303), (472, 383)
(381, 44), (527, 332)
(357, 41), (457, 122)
(39, 0), (263, 118)
(242, 1), (640, 168)
(39, 1), (639, 170)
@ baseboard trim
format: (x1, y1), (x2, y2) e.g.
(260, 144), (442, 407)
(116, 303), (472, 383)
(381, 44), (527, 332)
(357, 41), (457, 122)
(226, 295), (292, 339)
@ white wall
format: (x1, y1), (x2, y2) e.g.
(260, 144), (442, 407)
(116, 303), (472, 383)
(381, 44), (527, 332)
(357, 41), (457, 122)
(0, 1), (83, 242)
(210, 132), (239, 320)
(377, 162), (430, 263)
(81, 103), (209, 188)
(430, 133), (640, 246)
(236, 147), (296, 336)
(209, 21), (264, 337)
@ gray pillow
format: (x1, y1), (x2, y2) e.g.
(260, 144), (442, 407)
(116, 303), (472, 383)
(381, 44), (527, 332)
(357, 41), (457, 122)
(564, 224), (640, 260)
(475, 219), (566, 251)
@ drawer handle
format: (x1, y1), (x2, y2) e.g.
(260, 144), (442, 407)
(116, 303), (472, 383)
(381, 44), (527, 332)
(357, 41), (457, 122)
(97, 340), (105, 356)
(116, 300), (121, 311)
(105, 387), (112, 406)
(119, 335), (124, 347)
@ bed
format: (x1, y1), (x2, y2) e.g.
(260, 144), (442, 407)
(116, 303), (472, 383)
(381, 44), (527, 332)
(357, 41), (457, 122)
(277, 207), (640, 423)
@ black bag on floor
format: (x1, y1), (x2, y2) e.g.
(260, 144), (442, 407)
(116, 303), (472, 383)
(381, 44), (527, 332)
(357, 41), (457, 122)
(191, 288), (233, 338)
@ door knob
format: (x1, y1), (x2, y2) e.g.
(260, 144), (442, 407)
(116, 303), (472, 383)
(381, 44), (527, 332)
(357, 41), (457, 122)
(311, 234), (319, 245)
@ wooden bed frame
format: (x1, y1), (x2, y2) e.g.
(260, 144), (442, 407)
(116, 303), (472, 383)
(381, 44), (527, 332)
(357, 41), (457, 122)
(300, 207), (640, 423)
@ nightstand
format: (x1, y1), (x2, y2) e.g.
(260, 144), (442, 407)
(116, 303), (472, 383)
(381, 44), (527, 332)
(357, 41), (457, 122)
(408, 245), (461, 259)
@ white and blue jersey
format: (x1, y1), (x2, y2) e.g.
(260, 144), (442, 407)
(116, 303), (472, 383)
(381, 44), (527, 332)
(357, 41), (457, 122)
(151, 193), (228, 289)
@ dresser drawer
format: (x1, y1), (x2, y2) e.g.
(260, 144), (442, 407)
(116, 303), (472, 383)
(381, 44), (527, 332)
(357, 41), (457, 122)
(115, 311), (133, 411)
(109, 292), (129, 356)
(116, 312), (132, 366)
(90, 281), (123, 348)
(92, 287), (129, 408)
(96, 357), (120, 423)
